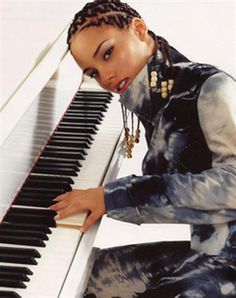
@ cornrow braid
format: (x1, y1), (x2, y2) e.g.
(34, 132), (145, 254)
(67, 0), (173, 73)
(67, 0), (141, 45)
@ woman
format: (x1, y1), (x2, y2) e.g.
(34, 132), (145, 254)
(51, 0), (236, 297)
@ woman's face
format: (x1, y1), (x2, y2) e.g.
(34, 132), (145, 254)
(70, 18), (154, 94)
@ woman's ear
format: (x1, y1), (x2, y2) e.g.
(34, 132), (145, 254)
(131, 17), (148, 41)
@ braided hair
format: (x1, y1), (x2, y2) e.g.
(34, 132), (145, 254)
(67, 0), (173, 69)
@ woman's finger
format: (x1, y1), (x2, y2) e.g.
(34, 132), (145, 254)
(82, 212), (100, 232)
(52, 191), (69, 202)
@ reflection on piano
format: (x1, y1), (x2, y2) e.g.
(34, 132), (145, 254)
(0, 29), (123, 297)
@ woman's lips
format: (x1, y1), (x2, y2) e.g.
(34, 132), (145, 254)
(115, 78), (130, 94)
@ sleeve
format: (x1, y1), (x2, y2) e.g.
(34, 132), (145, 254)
(104, 72), (236, 225)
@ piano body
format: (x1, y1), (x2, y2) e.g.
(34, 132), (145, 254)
(0, 4), (124, 297)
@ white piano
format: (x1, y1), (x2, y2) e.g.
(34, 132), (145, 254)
(1, 1), (235, 297)
(0, 2), (125, 296)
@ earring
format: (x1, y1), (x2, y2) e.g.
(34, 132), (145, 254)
(121, 105), (141, 158)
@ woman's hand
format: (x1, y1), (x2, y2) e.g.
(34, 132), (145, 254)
(50, 186), (106, 232)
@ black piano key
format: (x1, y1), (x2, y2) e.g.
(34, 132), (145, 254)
(4, 212), (56, 228)
(22, 179), (72, 191)
(36, 157), (82, 168)
(53, 131), (94, 141)
(72, 97), (110, 103)
(44, 145), (87, 155)
(0, 222), (52, 234)
(74, 97), (110, 104)
(8, 207), (56, 217)
(47, 139), (90, 149)
(17, 192), (57, 200)
(0, 228), (48, 241)
(28, 173), (75, 184)
(13, 197), (53, 208)
(33, 163), (80, 174)
(57, 122), (98, 131)
(76, 90), (112, 97)
(0, 246), (40, 258)
(0, 246), (40, 265)
(20, 186), (66, 193)
(64, 111), (104, 120)
(61, 116), (101, 125)
(32, 166), (78, 176)
(68, 104), (107, 112)
(0, 235), (46, 247)
(40, 149), (85, 160)
(56, 125), (96, 135)
(50, 134), (92, 145)
(0, 272), (30, 282)
(0, 265), (33, 275)
(0, 278), (26, 289)
(35, 160), (80, 170)
(0, 291), (22, 298)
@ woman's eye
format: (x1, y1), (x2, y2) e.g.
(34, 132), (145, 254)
(103, 47), (113, 60)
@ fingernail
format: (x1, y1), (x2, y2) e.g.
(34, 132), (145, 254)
(80, 227), (85, 233)
(54, 214), (60, 220)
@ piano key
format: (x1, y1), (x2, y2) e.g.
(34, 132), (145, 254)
(13, 198), (53, 208)
(7, 208), (56, 217)
(50, 134), (93, 145)
(33, 162), (80, 173)
(0, 290), (21, 298)
(68, 104), (107, 112)
(22, 179), (72, 191)
(37, 157), (82, 168)
(0, 229), (48, 241)
(0, 235), (46, 247)
(47, 139), (90, 148)
(40, 149), (85, 160)
(71, 101), (108, 108)
(16, 192), (56, 201)
(0, 272), (30, 282)
(4, 213), (56, 228)
(56, 125), (97, 135)
(53, 130), (95, 141)
(64, 110), (104, 120)
(33, 161), (80, 172)
(76, 90), (113, 96)
(19, 187), (66, 195)
(61, 116), (101, 125)
(44, 145), (87, 155)
(28, 173), (75, 184)
(0, 247), (40, 265)
(0, 279), (26, 289)
(74, 97), (111, 103)
(0, 223), (52, 235)
(32, 166), (78, 176)
(0, 266), (32, 276)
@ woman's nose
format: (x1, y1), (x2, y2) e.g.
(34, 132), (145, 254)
(101, 69), (116, 87)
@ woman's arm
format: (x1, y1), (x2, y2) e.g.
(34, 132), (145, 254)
(105, 73), (236, 225)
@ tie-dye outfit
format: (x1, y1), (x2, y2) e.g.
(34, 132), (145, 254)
(85, 37), (236, 298)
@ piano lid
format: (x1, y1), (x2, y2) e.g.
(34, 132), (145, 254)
(0, 0), (88, 147)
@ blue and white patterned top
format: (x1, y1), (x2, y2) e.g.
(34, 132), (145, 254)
(104, 43), (236, 260)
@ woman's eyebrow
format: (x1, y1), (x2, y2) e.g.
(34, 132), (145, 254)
(82, 39), (110, 74)
(93, 39), (109, 57)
